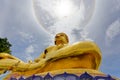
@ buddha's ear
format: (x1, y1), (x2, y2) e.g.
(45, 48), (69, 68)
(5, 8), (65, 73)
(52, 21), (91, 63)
(44, 49), (48, 54)
(66, 36), (69, 44)
(54, 40), (56, 45)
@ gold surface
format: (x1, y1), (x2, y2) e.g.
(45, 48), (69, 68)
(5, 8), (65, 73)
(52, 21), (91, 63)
(0, 33), (103, 79)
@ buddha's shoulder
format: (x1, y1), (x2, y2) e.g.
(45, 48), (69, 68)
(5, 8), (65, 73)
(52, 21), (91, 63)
(45, 45), (57, 50)
(46, 45), (56, 49)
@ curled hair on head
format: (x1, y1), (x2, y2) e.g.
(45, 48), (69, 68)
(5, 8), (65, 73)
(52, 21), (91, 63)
(54, 32), (69, 45)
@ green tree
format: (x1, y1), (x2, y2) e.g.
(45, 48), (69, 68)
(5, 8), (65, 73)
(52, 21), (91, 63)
(0, 37), (12, 54)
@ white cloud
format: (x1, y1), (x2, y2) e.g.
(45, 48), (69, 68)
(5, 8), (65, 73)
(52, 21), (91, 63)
(25, 45), (34, 53)
(112, 0), (120, 11)
(19, 31), (35, 43)
(80, 31), (93, 41)
(106, 19), (120, 45)
(115, 0), (120, 10)
(25, 45), (35, 61)
(19, 32), (33, 40)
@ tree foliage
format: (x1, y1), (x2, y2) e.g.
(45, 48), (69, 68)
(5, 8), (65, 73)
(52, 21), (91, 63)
(0, 37), (12, 54)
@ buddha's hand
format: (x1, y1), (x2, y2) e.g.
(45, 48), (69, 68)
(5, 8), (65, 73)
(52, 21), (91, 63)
(34, 58), (41, 62)
(0, 53), (14, 59)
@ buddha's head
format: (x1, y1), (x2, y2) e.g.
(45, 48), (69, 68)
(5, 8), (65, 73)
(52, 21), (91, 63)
(55, 32), (69, 45)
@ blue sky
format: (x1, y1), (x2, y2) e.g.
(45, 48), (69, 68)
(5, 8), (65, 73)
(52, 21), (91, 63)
(0, 0), (120, 79)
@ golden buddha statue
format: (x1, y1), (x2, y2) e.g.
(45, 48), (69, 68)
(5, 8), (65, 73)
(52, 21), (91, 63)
(34, 32), (69, 61)
(0, 32), (103, 80)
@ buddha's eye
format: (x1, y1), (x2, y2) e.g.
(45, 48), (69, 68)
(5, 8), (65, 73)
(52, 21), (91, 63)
(60, 34), (64, 36)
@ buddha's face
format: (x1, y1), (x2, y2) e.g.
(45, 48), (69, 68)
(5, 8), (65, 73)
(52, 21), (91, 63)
(55, 33), (69, 45)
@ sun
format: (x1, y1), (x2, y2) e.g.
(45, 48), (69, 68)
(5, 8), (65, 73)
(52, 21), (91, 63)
(33, 0), (95, 35)
(54, 0), (75, 18)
